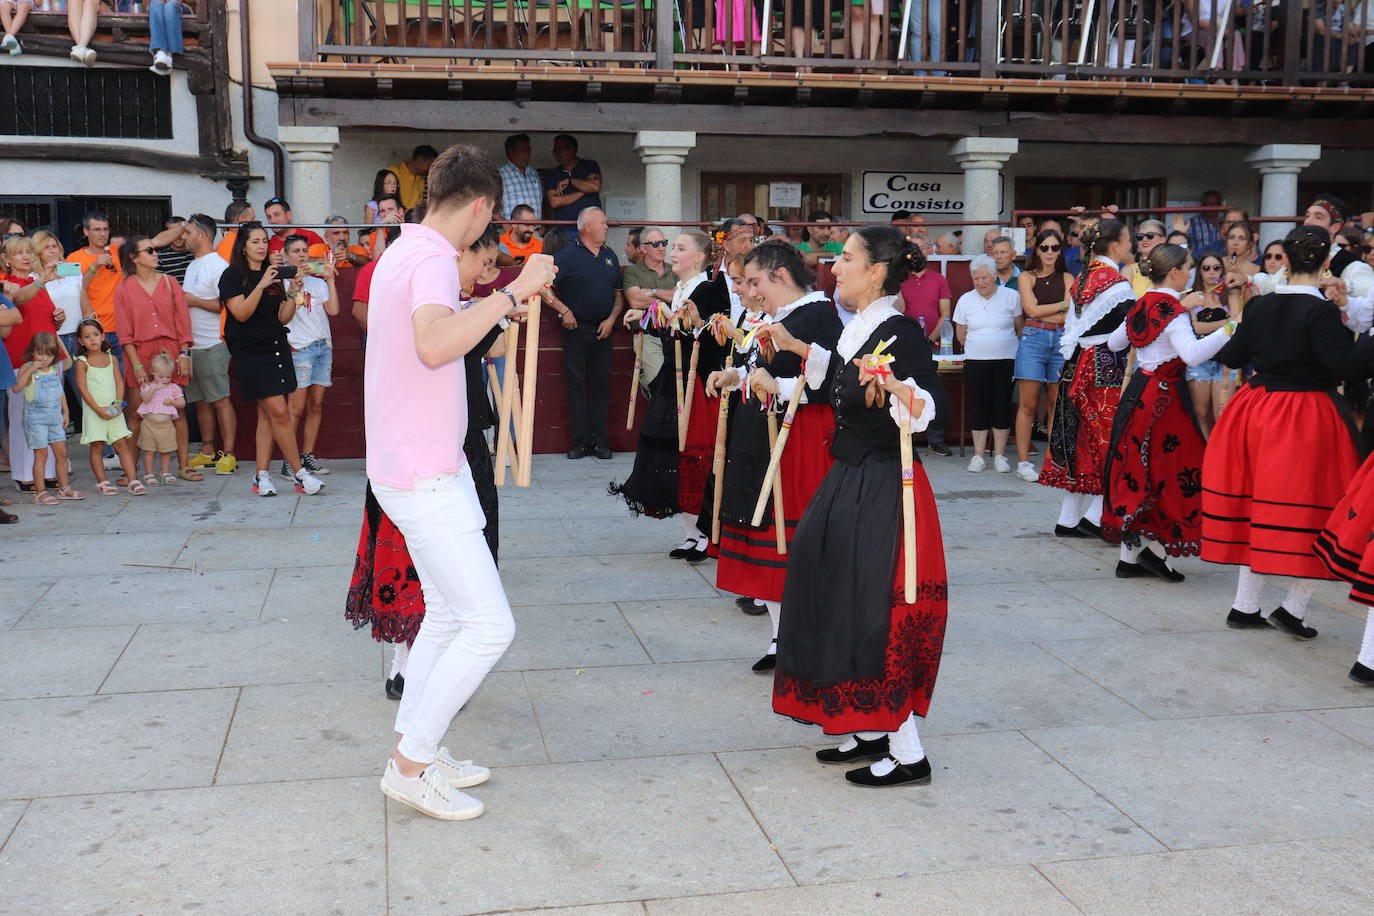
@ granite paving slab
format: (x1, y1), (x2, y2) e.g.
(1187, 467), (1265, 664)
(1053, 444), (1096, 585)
(0, 625), (135, 700)
(18, 568), (274, 629)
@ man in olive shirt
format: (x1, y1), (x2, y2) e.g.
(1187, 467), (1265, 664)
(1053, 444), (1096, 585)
(621, 227), (676, 393)
(552, 208), (624, 459)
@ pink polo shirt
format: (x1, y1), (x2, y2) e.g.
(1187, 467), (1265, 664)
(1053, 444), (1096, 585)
(364, 224), (466, 489)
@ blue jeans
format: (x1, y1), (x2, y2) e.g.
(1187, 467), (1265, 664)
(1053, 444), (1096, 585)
(905, 0), (943, 66)
(148, 0), (184, 54)
(1013, 325), (1066, 384)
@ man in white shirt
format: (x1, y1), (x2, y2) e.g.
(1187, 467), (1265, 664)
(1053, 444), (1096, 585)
(179, 214), (237, 476)
(280, 234), (339, 479)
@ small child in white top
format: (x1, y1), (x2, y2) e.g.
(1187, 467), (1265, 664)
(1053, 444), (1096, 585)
(136, 353), (186, 487)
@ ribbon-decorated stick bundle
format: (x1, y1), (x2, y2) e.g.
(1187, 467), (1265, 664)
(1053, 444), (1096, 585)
(857, 337), (919, 603)
(486, 361), (521, 482)
(494, 320), (521, 487)
(672, 303), (702, 451)
(515, 295), (541, 487)
(765, 406), (787, 554)
(706, 314), (740, 544)
(626, 332), (644, 431)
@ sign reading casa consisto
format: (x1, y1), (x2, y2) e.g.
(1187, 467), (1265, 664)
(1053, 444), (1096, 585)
(863, 171), (987, 215)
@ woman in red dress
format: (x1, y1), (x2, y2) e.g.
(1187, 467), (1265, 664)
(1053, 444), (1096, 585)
(772, 225), (946, 788)
(1040, 220), (1135, 538)
(1101, 243), (1232, 581)
(707, 240), (843, 672)
(1203, 226), (1374, 640)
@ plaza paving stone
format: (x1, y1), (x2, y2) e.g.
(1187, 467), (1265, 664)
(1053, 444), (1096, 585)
(0, 453), (1370, 914)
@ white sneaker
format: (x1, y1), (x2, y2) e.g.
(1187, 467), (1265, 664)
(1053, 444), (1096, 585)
(434, 747), (491, 789)
(80, 46), (96, 67)
(293, 468), (324, 495)
(966, 455), (985, 473)
(69, 44), (86, 63)
(253, 471), (277, 497)
(993, 455), (1012, 473)
(150, 50), (172, 75)
(380, 759), (485, 821)
(102, 454), (124, 470)
(1016, 461), (1040, 482)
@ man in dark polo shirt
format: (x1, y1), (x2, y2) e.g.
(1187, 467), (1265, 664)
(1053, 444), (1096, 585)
(552, 207), (623, 459)
(545, 134), (602, 244)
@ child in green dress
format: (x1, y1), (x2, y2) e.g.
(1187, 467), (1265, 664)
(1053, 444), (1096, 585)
(73, 319), (142, 495)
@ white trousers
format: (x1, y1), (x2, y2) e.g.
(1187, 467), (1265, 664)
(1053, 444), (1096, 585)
(372, 467), (515, 764)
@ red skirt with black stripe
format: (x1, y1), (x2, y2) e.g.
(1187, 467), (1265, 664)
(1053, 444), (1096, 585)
(677, 378), (717, 517)
(1315, 451), (1374, 603)
(1202, 384), (1360, 579)
(716, 406), (835, 602)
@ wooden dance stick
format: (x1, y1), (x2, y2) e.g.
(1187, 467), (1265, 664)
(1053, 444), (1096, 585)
(710, 351), (735, 544)
(486, 362), (521, 482)
(899, 416), (917, 604)
(516, 296), (540, 488)
(494, 321), (520, 487)
(674, 336), (686, 451)
(751, 383), (803, 529)
(680, 337), (701, 450)
(765, 409), (787, 554)
(626, 332), (644, 430)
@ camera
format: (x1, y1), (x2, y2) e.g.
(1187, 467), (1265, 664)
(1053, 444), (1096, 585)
(275, 265), (298, 280)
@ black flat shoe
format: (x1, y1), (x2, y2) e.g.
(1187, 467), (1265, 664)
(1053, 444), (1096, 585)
(592, 444), (613, 460)
(1136, 549), (1185, 582)
(681, 546), (710, 563)
(1076, 519), (1105, 540)
(815, 734), (890, 765)
(385, 674), (405, 700)
(734, 595), (755, 610)
(1055, 523), (1090, 538)
(927, 443), (952, 457)
(0, 510), (17, 525)
(1115, 560), (1150, 579)
(740, 600), (767, 616)
(845, 756), (932, 787)
(751, 652), (776, 672)
(1350, 661), (1374, 686)
(1267, 606), (1318, 640)
(1226, 608), (1270, 629)
(669, 543), (694, 559)
(566, 445), (587, 460)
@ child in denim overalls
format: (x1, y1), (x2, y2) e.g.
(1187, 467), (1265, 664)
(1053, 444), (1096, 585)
(11, 332), (82, 504)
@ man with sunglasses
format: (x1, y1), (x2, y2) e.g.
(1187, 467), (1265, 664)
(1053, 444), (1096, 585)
(622, 227), (675, 392)
(1250, 195), (1374, 332)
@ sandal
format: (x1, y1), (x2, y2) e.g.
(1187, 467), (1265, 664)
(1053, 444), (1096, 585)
(0, 509), (17, 524)
(179, 467), (203, 482)
(32, 491), (59, 506)
(115, 476), (129, 487)
(0, 496), (11, 506)
(129, 479), (147, 495)
(96, 480), (118, 496)
(162, 472), (177, 486)
(56, 487), (85, 500)
(143, 474), (160, 487)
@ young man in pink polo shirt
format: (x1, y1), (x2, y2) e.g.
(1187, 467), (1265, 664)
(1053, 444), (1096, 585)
(366, 145), (555, 821)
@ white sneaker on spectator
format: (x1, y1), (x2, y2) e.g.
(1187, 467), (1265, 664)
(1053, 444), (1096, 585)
(993, 455), (1012, 473)
(253, 471), (277, 497)
(294, 468), (324, 495)
(2, 35), (20, 55)
(379, 759), (484, 821)
(150, 50), (172, 75)
(69, 44), (86, 62)
(1017, 461), (1040, 482)
(966, 455), (985, 473)
(103, 454), (124, 470)
(80, 46), (96, 67)
(434, 747), (491, 788)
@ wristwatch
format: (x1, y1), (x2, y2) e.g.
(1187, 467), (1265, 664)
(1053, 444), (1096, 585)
(495, 287), (518, 310)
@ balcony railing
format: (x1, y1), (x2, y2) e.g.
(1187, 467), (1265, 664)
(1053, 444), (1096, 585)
(303, 0), (1374, 84)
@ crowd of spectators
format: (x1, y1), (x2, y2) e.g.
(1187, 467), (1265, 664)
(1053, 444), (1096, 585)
(2, 0), (192, 73)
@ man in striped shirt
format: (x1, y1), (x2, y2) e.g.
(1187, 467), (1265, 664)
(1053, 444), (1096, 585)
(498, 133), (543, 220)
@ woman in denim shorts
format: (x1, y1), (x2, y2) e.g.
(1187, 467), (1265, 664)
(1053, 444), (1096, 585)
(1187, 253), (1246, 438)
(1012, 229), (1074, 482)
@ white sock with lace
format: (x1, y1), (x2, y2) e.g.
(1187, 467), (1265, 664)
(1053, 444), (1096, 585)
(1085, 494), (1104, 526)
(835, 730), (885, 753)
(1119, 543), (1142, 563)
(1057, 492), (1087, 528)
(389, 642), (409, 679)
(1282, 578), (1318, 620)
(1233, 566), (1266, 615)
(765, 601), (781, 641)
(1359, 608), (1374, 668)
(869, 715), (926, 774)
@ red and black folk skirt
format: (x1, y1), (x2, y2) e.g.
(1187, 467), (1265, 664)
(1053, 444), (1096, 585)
(773, 448), (947, 734)
(1315, 449), (1374, 604)
(716, 405), (835, 603)
(1101, 359), (1205, 556)
(678, 378), (717, 517)
(1040, 343), (1126, 495)
(1202, 383), (1361, 580)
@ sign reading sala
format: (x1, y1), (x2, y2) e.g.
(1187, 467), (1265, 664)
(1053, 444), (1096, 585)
(862, 172), (965, 214)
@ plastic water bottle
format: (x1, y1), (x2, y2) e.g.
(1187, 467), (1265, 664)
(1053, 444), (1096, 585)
(939, 321), (954, 359)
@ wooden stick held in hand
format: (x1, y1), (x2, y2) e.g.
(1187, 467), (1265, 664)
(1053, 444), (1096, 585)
(899, 417), (917, 604)
(516, 296), (540, 487)
(752, 386), (802, 529)
(680, 337), (701, 449)
(710, 351), (734, 545)
(766, 408), (787, 555)
(494, 321), (520, 487)
(626, 332), (644, 430)
(674, 336), (686, 451)
(487, 361), (521, 482)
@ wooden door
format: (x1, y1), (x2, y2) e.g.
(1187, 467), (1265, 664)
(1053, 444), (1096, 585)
(700, 173), (845, 227)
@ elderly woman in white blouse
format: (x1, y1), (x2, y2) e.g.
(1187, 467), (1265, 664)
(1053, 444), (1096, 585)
(954, 254), (1024, 472)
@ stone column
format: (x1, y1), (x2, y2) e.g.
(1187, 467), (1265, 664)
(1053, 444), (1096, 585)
(633, 130), (696, 225)
(278, 125), (341, 223)
(951, 137), (1019, 256)
(1245, 144), (1322, 248)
